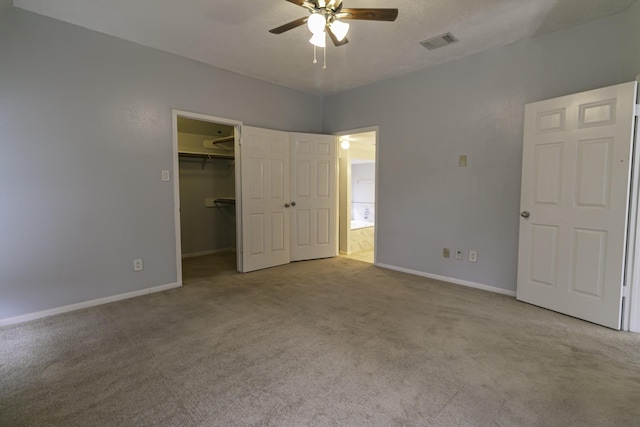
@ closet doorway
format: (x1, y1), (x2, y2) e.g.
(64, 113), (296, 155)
(172, 111), (242, 283)
(337, 128), (378, 264)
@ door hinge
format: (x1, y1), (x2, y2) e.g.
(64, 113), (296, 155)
(623, 282), (631, 298)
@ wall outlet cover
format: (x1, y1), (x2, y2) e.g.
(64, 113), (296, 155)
(469, 250), (477, 262)
(133, 258), (143, 272)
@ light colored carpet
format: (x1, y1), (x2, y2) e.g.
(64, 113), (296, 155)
(2, 254), (640, 426)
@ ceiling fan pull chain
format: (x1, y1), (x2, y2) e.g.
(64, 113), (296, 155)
(323, 45), (327, 70)
(313, 45), (318, 64)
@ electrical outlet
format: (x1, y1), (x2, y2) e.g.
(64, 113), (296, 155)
(443, 248), (450, 258)
(459, 155), (467, 167)
(469, 250), (477, 263)
(133, 258), (143, 272)
(455, 250), (463, 260)
(161, 170), (170, 181)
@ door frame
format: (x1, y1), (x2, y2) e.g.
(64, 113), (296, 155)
(333, 126), (379, 264)
(625, 80), (640, 332)
(171, 110), (243, 281)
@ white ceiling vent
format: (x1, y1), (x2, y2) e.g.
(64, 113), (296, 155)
(420, 32), (458, 50)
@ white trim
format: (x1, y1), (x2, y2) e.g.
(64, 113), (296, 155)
(235, 126), (243, 272)
(0, 282), (181, 327)
(181, 248), (235, 259)
(628, 84), (640, 333)
(172, 110), (183, 285)
(376, 263), (517, 297)
(172, 110), (243, 276)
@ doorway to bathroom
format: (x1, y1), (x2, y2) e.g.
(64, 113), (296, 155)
(337, 128), (377, 264)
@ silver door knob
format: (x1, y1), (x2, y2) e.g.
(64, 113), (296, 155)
(291, 201), (296, 207)
(285, 203), (290, 208)
(520, 211), (530, 218)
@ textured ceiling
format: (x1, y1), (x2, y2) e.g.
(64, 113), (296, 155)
(12, 0), (637, 95)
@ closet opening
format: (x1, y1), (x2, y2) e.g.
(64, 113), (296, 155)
(172, 111), (242, 284)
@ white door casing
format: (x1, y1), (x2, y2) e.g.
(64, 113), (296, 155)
(517, 82), (638, 329)
(240, 126), (290, 273)
(290, 133), (338, 261)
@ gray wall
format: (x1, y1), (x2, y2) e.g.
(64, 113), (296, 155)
(323, 12), (632, 292)
(622, 0), (640, 81)
(0, 8), (322, 320)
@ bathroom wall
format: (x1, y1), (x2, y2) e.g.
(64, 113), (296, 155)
(338, 155), (351, 254)
(351, 162), (376, 223)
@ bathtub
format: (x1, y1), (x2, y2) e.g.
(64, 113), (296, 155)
(351, 220), (374, 230)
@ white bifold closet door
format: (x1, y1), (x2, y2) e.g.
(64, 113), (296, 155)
(240, 127), (337, 273)
(516, 82), (638, 329)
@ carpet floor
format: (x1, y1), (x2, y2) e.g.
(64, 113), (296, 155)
(1, 255), (640, 426)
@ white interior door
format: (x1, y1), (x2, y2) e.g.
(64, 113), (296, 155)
(517, 81), (638, 329)
(290, 133), (338, 261)
(240, 126), (290, 272)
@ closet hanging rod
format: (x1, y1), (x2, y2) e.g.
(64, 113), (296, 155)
(178, 151), (234, 160)
(214, 198), (236, 205)
(208, 135), (234, 145)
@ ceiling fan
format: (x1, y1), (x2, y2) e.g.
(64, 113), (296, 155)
(269, 0), (399, 48)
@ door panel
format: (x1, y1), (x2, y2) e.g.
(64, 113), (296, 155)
(517, 82), (637, 329)
(529, 224), (558, 287)
(290, 133), (337, 261)
(241, 127), (290, 272)
(533, 143), (563, 205)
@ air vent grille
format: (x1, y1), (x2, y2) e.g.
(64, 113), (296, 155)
(420, 32), (458, 50)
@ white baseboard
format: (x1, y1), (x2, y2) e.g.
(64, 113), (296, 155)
(181, 248), (235, 259)
(0, 281), (182, 327)
(376, 263), (516, 297)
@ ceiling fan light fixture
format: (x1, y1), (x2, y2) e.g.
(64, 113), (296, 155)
(307, 13), (326, 34)
(310, 31), (326, 48)
(330, 20), (349, 42)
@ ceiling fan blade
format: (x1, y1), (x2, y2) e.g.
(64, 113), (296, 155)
(269, 16), (309, 34)
(336, 8), (398, 21)
(285, 0), (317, 10)
(327, 26), (349, 46)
